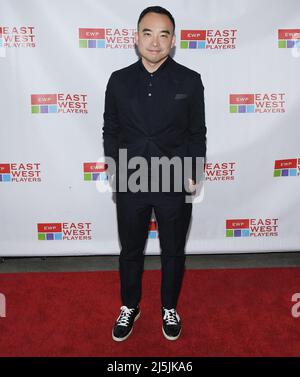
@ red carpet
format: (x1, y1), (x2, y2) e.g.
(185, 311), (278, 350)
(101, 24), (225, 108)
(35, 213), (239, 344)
(0, 267), (300, 357)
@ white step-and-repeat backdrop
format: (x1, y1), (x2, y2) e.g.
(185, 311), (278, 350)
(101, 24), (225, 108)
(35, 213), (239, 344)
(1, 0), (300, 256)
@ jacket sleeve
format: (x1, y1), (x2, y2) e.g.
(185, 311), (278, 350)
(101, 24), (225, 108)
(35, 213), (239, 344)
(188, 73), (206, 183)
(102, 73), (120, 176)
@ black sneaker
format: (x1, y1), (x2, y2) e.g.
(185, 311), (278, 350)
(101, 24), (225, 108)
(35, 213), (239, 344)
(112, 305), (140, 342)
(162, 307), (181, 340)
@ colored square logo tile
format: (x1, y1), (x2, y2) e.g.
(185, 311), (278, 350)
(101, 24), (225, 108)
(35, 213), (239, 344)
(79, 39), (88, 48)
(92, 173), (100, 180)
(281, 169), (289, 176)
(238, 105), (246, 113)
(38, 233), (46, 240)
(46, 233), (54, 240)
(295, 40), (300, 48)
(31, 106), (39, 114)
(54, 233), (62, 240)
(197, 41), (206, 49)
(234, 229), (241, 237)
(246, 105), (255, 113)
(40, 105), (48, 113)
(84, 173), (92, 181)
(97, 40), (105, 48)
(180, 41), (188, 49)
(0, 40), (2, 47)
(226, 229), (233, 237)
(2, 174), (11, 182)
(278, 40), (286, 48)
(48, 105), (57, 113)
(88, 40), (96, 48)
(242, 229), (250, 237)
(230, 105), (237, 113)
(189, 41), (197, 49)
(287, 40), (295, 48)
(289, 169), (297, 176)
(273, 169), (281, 177)
(148, 231), (156, 238)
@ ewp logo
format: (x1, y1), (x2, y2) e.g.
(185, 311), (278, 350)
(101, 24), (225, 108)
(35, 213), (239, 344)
(226, 219), (250, 237)
(0, 293), (6, 318)
(274, 158), (300, 177)
(79, 28), (105, 48)
(83, 162), (108, 181)
(31, 94), (58, 113)
(278, 29), (300, 48)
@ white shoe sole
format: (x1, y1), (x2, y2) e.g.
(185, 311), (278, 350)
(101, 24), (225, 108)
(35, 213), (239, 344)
(162, 325), (181, 341)
(112, 310), (141, 342)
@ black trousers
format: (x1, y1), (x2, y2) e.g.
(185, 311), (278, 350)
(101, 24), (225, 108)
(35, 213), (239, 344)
(116, 191), (192, 309)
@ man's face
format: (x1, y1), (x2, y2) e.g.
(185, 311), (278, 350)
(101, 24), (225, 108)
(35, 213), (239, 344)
(135, 12), (175, 66)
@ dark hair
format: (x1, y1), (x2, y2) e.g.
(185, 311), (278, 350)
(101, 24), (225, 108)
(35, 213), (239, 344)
(137, 6), (175, 32)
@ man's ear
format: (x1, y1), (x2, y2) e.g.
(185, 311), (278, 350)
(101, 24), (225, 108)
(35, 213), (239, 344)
(134, 31), (138, 46)
(171, 34), (176, 48)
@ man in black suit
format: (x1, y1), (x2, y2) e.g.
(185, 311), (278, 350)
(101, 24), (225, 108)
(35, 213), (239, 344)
(103, 6), (206, 341)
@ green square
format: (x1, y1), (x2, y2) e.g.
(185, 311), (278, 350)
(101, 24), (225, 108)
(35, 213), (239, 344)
(180, 41), (188, 49)
(32, 105), (39, 114)
(273, 169), (281, 177)
(38, 233), (46, 240)
(230, 105), (237, 113)
(84, 173), (92, 181)
(278, 40), (286, 48)
(226, 229), (233, 237)
(79, 39), (88, 48)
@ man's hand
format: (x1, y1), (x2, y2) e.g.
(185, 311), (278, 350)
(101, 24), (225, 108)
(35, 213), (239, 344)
(188, 178), (197, 192)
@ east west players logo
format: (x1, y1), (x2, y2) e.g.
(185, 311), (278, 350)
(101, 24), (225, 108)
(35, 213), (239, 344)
(226, 218), (279, 237)
(37, 223), (92, 241)
(79, 28), (135, 49)
(31, 94), (88, 114)
(180, 29), (237, 49)
(229, 93), (286, 113)
(0, 163), (41, 183)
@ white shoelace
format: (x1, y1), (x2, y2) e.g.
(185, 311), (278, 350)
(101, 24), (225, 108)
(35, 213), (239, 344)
(116, 306), (135, 327)
(163, 308), (180, 325)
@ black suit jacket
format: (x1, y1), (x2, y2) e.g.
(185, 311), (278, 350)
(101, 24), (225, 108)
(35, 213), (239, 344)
(103, 56), (206, 193)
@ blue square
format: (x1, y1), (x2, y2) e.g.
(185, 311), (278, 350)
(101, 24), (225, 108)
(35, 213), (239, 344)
(197, 41), (206, 49)
(289, 169), (297, 176)
(189, 41), (197, 49)
(148, 231), (157, 239)
(246, 105), (255, 113)
(46, 233), (54, 240)
(242, 229), (250, 237)
(40, 105), (48, 113)
(238, 105), (246, 113)
(54, 233), (62, 240)
(92, 173), (100, 180)
(2, 174), (11, 182)
(295, 40), (300, 48)
(48, 105), (57, 113)
(88, 40), (96, 48)
(100, 172), (108, 181)
(97, 39), (105, 48)
(234, 229), (242, 237)
(287, 40), (295, 48)
(0, 39), (2, 47)
(281, 169), (289, 176)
